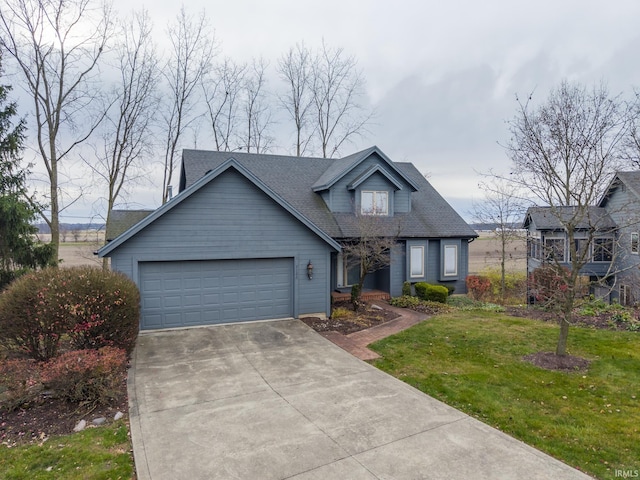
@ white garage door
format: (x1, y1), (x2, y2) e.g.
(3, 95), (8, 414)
(139, 258), (293, 329)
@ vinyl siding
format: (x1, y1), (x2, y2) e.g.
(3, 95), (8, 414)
(106, 169), (336, 317)
(329, 154), (414, 214)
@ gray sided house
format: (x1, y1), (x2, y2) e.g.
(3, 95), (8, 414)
(523, 171), (640, 305)
(598, 171), (640, 304)
(98, 146), (477, 330)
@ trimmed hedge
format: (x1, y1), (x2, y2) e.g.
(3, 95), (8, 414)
(414, 282), (449, 303)
(0, 266), (140, 361)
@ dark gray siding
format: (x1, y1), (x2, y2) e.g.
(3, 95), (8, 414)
(329, 155), (414, 214)
(601, 186), (640, 301)
(107, 169), (335, 317)
(424, 238), (469, 294)
(390, 243), (406, 297)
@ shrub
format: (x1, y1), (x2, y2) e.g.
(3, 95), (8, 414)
(40, 347), (127, 405)
(440, 284), (455, 296)
(0, 358), (43, 411)
(389, 295), (422, 308)
(480, 268), (528, 304)
(331, 307), (352, 319)
(62, 267), (140, 355)
(414, 282), (448, 303)
(402, 281), (412, 296)
(0, 268), (71, 360)
(529, 265), (570, 307)
(466, 275), (491, 301)
(0, 266), (140, 360)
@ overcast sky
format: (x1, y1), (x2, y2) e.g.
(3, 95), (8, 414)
(15, 0), (640, 223)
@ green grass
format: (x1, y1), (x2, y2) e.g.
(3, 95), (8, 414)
(370, 310), (640, 480)
(0, 420), (134, 479)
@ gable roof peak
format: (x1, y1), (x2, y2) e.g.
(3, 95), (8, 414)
(312, 145), (419, 192)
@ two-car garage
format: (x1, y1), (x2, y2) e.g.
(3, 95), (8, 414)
(139, 258), (294, 330)
(98, 161), (340, 329)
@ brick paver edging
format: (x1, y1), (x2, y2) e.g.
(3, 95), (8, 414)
(320, 303), (429, 361)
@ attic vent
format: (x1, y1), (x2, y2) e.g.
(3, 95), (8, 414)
(205, 169), (213, 175)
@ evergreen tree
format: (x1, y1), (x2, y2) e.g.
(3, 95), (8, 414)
(0, 55), (53, 287)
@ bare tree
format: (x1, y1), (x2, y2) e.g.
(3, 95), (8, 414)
(277, 43), (315, 156)
(201, 58), (246, 151)
(473, 177), (526, 303)
(88, 9), (159, 267)
(621, 89), (640, 168)
(161, 7), (214, 203)
(340, 214), (399, 310)
(505, 80), (629, 356)
(311, 41), (372, 158)
(0, 0), (113, 260)
(240, 58), (273, 154)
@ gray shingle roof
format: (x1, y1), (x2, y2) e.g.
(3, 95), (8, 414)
(599, 171), (640, 207)
(523, 206), (617, 231)
(106, 209), (154, 240)
(179, 147), (476, 239)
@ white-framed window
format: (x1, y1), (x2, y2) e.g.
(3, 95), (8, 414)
(337, 253), (361, 287)
(544, 237), (565, 262)
(443, 244), (458, 276)
(528, 234), (542, 259)
(361, 190), (388, 215)
(632, 232), (639, 254)
(410, 245), (425, 278)
(572, 238), (589, 261)
(593, 237), (613, 262)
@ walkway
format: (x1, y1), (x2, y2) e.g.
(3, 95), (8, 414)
(320, 303), (429, 360)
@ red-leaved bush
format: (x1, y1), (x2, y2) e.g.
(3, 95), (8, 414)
(466, 275), (491, 301)
(0, 358), (43, 411)
(529, 265), (570, 307)
(40, 347), (127, 405)
(0, 266), (140, 361)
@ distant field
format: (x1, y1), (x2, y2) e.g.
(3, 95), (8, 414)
(55, 230), (527, 274)
(59, 243), (104, 267)
(468, 231), (526, 275)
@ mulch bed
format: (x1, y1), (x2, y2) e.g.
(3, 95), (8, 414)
(301, 300), (400, 335)
(1, 370), (128, 447)
(523, 351), (591, 372)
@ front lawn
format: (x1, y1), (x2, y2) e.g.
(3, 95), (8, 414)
(0, 420), (133, 479)
(370, 311), (640, 480)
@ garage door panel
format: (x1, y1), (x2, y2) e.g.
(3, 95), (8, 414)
(140, 258), (293, 329)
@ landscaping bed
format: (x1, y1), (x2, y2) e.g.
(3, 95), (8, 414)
(301, 300), (400, 335)
(1, 371), (128, 447)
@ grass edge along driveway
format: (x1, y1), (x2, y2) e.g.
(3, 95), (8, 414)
(0, 419), (133, 480)
(370, 311), (639, 480)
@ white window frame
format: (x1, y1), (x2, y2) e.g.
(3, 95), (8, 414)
(592, 237), (613, 262)
(544, 237), (565, 262)
(632, 232), (639, 255)
(443, 244), (458, 277)
(361, 190), (389, 215)
(410, 245), (425, 278)
(337, 253), (361, 287)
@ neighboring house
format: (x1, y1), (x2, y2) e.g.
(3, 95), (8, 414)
(98, 146), (477, 330)
(522, 171), (640, 305)
(598, 171), (640, 304)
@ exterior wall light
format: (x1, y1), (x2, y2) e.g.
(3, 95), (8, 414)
(307, 260), (314, 280)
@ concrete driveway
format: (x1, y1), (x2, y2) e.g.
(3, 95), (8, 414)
(128, 319), (591, 480)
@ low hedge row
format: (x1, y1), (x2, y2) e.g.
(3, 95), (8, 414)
(0, 266), (140, 361)
(0, 347), (127, 410)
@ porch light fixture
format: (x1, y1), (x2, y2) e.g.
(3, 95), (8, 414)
(307, 260), (314, 280)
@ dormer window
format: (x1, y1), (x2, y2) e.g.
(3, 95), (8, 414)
(361, 191), (388, 215)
